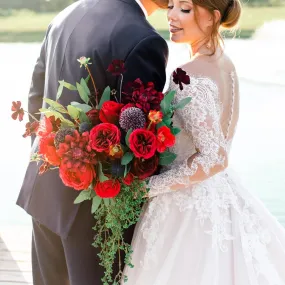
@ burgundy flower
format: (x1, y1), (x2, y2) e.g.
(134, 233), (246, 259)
(11, 101), (24, 121)
(122, 79), (164, 113)
(107, 59), (126, 76)
(172, 68), (190, 90)
(131, 155), (159, 179)
(23, 121), (40, 138)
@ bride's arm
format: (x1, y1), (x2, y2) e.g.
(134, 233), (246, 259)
(147, 80), (228, 197)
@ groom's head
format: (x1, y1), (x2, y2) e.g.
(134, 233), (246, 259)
(150, 0), (169, 9)
(141, 0), (169, 14)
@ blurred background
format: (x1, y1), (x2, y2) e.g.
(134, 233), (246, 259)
(0, 0), (285, 228)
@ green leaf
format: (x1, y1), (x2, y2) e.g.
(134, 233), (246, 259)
(173, 97), (192, 110)
(125, 128), (132, 147)
(78, 110), (90, 124)
(103, 198), (110, 206)
(121, 152), (134, 166)
(98, 86), (111, 109)
(71, 102), (92, 113)
(110, 199), (115, 206)
(43, 108), (65, 120)
(61, 118), (75, 128)
(156, 121), (166, 129)
(67, 105), (80, 120)
(76, 82), (89, 104)
(74, 189), (92, 204)
(159, 151), (177, 166)
(160, 90), (175, 114)
(91, 196), (102, 214)
(56, 81), (64, 101)
(80, 78), (91, 96)
(162, 118), (172, 127)
(85, 74), (91, 84)
(171, 127), (181, 135)
(98, 162), (109, 182)
(44, 98), (68, 113)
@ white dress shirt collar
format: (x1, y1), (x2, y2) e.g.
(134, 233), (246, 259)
(135, 0), (148, 17)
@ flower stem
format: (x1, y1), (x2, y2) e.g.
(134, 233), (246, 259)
(119, 74), (123, 103)
(147, 121), (153, 131)
(85, 65), (99, 107)
(25, 111), (39, 122)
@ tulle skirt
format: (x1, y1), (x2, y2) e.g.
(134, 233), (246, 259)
(122, 169), (285, 285)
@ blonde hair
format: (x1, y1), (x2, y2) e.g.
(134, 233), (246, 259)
(192, 0), (242, 53)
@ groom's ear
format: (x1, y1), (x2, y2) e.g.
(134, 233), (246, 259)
(151, 0), (169, 9)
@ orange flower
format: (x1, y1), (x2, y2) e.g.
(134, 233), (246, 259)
(109, 144), (124, 158)
(148, 110), (163, 124)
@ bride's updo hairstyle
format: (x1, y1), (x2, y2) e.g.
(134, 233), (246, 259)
(192, 0), (242, 53)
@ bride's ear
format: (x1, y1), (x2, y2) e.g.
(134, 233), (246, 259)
(213, 9), (221, 25)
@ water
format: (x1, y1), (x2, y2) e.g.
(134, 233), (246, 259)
(0, 23), (285, 227)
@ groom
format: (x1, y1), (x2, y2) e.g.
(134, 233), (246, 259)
(17, 0), (168, 284)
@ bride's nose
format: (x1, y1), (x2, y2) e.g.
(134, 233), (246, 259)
(167, 8), (178, 22)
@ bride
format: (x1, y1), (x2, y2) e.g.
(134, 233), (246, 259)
(122, 0), (285, 284)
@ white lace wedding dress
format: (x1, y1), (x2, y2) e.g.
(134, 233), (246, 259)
(122, 69), (285, 285)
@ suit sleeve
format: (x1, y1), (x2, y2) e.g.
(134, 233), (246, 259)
(123, 34), (169, 92)
(28, 25), (52, 144)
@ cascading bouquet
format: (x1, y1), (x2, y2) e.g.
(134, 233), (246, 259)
(12, 57), (191, 284)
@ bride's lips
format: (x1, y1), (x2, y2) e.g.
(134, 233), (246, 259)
(169, 24), (183, 33)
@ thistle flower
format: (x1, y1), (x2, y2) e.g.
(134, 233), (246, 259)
(119, 107), (146, 131)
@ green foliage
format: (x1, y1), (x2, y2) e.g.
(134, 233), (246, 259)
(99, 86), (111, 109)
(121, 152), (134, 166)
(159, 151), (177, 165)
(92, 180), (147, 285)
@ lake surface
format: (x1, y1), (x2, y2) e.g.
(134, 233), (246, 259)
(0, 37), (284, 227)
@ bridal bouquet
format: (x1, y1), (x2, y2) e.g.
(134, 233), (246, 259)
(11, 58), (191, 284)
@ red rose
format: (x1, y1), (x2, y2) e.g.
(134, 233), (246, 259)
(122, 172), (134, 186)
(99, 101), (124, 124)
(129, 129), (157, 159)
(59, 163), (95, 190)
(38, 133), (61, 166)
(89, 123), (121, 153)
(157, 126), (176, 153)
(131, 156), (159, 179)
(86, 109), (100, 126)
(94, 179), (121, 198)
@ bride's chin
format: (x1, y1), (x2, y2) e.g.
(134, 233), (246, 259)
(170, 34), (184, 44)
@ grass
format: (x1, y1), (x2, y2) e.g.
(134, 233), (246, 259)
(0, 6), (285, 42)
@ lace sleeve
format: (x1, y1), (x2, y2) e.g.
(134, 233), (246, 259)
(148, 77), (228, 198)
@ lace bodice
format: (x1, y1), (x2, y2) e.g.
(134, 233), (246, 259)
(148, 72), (238, 197)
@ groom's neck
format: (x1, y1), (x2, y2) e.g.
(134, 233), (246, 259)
(140, 0), (159, 16)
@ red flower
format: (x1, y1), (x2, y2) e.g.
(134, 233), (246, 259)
(99, 101), (124, 124)
(148, 110), (163, 124)
(156, 126), (176, 153)
(122, 79), (164, 113)
(122, 172), (134, 186)
(59, 164), (95, 190)
(94, 179), (121, 198)
(86, 109), (100, 126)
(107, 60), (126, 76)
(37, 116), (61, 137)
(38, 133), (61, 166)
(57, 130), (96, 170)
(129, 129), (157, 159)
(39, 161), (51, 175)
(172, 68), (190, 90)
(90, 123), (121, 153)
(131, 156), (159, 179)
(11, 101), (24, 121)
(23, 121), (40, 138)
(121, 103), (135, 113)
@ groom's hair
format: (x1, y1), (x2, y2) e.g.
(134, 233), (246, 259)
(150, 0), (169, 9)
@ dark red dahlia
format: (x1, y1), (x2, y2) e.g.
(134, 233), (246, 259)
(57, 130), (97, 171)
(122, 79), (164, 113)
(107, 59), (126, 76)
(172, 68), (190, 91)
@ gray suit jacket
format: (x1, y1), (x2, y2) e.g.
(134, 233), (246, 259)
(17, 0), (168, 238)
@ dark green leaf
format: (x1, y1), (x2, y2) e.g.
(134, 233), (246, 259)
(91, 196), (102, 213)
(162, 118), (172, 127)
(159, 151), (177, 166)
(173, 97), (192, 110)
(160, 90), (175, 114)
(74, 189), (92, 204)
(71, 102), (92, 113)
(98, 162), (109, 182)
(171, 127), (181, 135)
(125, 128), (132, 147)
(76, 82), (89, 104)
(80, 78), (91, 96)
(44, 98), (67, 113)
(67, 105), (80, 120)
(78, 110), (90, 124)
(121, 152), (134, 166)
(98, 86), (111, 109)
(156, 121), (166, 129)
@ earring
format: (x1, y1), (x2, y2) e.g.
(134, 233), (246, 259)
(206, 42), (211, 49)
